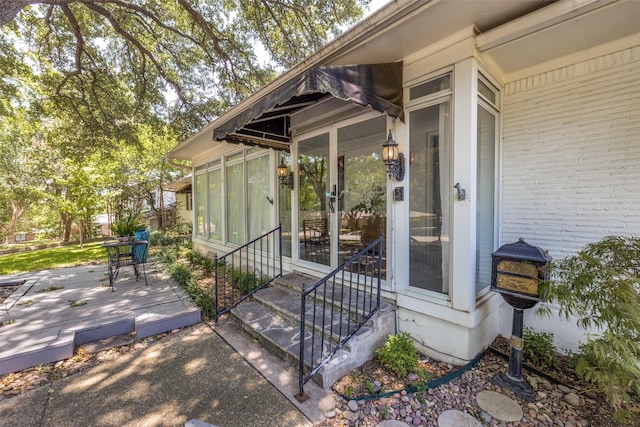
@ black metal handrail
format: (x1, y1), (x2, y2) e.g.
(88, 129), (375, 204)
(214, 225), (282, 324)
(295, 235), (383, 401)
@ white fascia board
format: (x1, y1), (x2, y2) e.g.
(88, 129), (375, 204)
(476, 0), (616, 52)
(505, 31), (640, 82)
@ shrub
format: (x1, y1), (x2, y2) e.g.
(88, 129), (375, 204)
(375, 332), (420, 377)
(539, 235), (640, 422)
(168, 222), (192, 236)
(224, 267), (264, 294)
(156, 246), (216, 318)
(149, 230), (192, 248)
(523, 327), (558, 370)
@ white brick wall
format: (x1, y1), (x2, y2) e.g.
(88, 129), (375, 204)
(502, 46), (640, 259)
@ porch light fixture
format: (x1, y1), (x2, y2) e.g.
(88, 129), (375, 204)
(278, 158), (294, 189)
(382, 130), (405, 181)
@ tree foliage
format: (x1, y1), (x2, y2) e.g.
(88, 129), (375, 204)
(0, 100), (48, 243)
(0, 0), (370, 241)
(539, 235), (640, 421)
(2, 0), (369, 137)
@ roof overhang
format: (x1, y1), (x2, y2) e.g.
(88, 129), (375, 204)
(168, 0), (555, 161)
(164, 175), (192, 193)
(476, 0), (640, 77)
(168, 0), (640, 161)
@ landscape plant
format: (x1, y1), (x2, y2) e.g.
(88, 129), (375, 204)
(539, 235), (640, 422)
(375, 332), (421, 378)
(149, 230), (189, 248)
(110, 214), (145, 238)
(522, 326), (558, 371)
(159, 249), (216, 319)
(155, 244), (226, 319)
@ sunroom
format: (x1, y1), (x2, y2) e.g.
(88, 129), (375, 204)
(166, 0), (640, 364)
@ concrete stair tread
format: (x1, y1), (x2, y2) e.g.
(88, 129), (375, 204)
(231, 302), (338, 367)
(230, 277), (396, 389)
(253, 287), (361, 341)
(273, 274), (393, 314)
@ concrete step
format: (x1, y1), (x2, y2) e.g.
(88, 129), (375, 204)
(230, 273), (396, 389)
(232, 301), (329, 369)
(273, 273), (394, 317)
(252, 287), (360, 347)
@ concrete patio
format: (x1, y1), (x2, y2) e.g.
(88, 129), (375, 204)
(0, 260), (201, 375)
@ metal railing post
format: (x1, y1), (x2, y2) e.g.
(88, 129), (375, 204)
(278, 223), (283, 278)
(295, 286), (309, 402)
(214, 253), (220, 325)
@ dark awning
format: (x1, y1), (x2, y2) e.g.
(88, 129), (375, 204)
(213, 62), (403, 145)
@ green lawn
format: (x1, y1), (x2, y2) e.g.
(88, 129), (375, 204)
(0, 241), (108, 275)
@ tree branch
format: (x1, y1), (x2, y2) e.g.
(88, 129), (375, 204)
(0, 0), (34, 27)
(55, 4), (83, 94)
(83, 2), (189, 106)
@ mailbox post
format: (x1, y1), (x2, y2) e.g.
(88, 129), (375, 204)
(490, 238), (551, 401)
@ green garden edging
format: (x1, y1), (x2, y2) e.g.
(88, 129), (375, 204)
(336, 349), (486, 402)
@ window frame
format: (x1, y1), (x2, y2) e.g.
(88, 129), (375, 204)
(405, 70), (454, 297)
(475, 72), (501, 294)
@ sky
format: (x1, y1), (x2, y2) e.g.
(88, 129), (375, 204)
(368, 0), (390, 15)
(256, 0), (390, 67)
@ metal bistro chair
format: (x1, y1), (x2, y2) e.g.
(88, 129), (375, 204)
(103, 239), (149, 291)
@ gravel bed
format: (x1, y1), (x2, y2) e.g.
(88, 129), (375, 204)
(320, 352), (620, 427)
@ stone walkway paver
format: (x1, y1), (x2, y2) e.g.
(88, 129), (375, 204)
(476, 390), (523, 422)
(437, 410), (483, 427)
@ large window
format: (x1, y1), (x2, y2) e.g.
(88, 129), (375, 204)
(247, 155), (271, 240)
(208, 166), (222, 240)
(476, 76), (499, 292)
(195, 170), (207, 237)
(193, 149), (272, 245)
(408, 73), (452, 294)
(226, 153), (246, 245)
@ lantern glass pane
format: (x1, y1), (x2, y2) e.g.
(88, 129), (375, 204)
(382, 144), (398, 162)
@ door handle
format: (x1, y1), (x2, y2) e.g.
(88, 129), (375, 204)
(328, 184), (336, 213)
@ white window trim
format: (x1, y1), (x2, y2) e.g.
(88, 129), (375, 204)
(401, 69), (454, 302)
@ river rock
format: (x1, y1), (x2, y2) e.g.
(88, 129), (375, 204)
(563, 392), (582, 407)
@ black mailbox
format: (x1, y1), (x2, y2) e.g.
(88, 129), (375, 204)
(490, 237), (552, 401)
(490, 237), (551, 309)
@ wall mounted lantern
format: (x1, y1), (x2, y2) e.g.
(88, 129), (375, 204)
(278, 158), (294, 189)
(382, 130), (405, 181)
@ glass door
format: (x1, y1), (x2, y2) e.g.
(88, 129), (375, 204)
(278, 153), (292, 258)
(296, 115), (388, 275)
(298, 132), (331, 266)
(409, 102), (451, 293)
(337, 116), (387, 277)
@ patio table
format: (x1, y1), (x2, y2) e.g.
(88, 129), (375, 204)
(102, 240), (148, 291)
